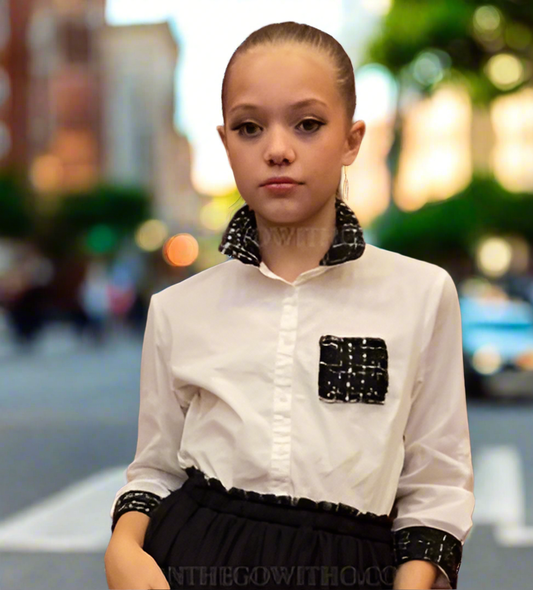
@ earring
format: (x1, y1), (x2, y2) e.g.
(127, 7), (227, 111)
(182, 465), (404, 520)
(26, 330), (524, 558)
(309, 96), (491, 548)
(342, 166), (349, 202)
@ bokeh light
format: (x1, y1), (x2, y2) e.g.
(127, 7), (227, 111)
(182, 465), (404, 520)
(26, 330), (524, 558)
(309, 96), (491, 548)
(476, 236), (513, 278)
(86, 224), (119, 254)
(411, 50), (451, 87)
(163, 233), (199, 267)
(30, 154), (63, 193)
(485, 53), (524, 91)
(472, 345), (503, 375)
(135, 219), (169, 252)
(395, 85), (472, 210)
(491, 88), (533, 191)
(473, 5), (503, 40)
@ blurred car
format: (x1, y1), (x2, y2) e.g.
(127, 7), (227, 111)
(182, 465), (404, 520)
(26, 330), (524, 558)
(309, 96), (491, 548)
(460, 293), (533, 400)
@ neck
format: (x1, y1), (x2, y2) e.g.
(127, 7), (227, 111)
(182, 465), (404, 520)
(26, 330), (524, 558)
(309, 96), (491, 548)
(255, 196), (337, 282)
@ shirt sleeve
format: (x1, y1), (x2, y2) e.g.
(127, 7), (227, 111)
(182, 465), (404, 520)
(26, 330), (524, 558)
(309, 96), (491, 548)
(391, 269), (475, 589)
(109, 293), (188, 533)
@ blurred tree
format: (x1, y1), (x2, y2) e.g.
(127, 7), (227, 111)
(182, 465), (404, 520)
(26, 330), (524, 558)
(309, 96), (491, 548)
(45, 184), (152, 257)
(363, 0), (533, 104)
(361, 0), (533, 273)
(0, 170), (34, 238)
(369, 175), (533, 264)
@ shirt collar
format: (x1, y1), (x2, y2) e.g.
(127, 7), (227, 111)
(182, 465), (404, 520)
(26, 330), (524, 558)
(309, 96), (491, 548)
(218, 198), (366, 268)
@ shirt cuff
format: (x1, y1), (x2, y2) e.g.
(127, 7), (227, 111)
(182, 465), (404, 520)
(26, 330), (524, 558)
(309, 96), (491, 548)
(392, 526), (463, 589)
(111, 490), (163, 533)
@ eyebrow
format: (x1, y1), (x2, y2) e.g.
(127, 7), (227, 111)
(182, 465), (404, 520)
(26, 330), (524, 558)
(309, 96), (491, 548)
(228, 98), (328, 116)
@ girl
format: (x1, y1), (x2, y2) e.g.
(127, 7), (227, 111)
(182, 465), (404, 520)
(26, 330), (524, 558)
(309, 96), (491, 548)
(104, 22), (474, 590)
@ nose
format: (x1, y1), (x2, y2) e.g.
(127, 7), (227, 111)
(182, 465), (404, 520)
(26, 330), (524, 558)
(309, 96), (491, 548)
(264, 125), (295, 166)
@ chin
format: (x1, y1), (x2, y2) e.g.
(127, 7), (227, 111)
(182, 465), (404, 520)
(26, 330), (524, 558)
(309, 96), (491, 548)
(254, 199), (312, 225)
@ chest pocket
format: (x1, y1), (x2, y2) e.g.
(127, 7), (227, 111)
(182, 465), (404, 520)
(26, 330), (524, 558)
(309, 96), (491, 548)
(318, 335), (389, 404)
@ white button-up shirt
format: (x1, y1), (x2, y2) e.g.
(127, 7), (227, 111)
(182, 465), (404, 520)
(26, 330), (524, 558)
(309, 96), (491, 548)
(110, 199), (475, 589)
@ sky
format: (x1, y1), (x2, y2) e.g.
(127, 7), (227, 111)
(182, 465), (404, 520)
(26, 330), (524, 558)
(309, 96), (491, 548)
(105, 0), (393, 196)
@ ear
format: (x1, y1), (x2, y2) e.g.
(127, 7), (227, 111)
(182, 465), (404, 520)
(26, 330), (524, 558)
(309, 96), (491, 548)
(342, 120), (366, 166)
(217, 125), (232, 166)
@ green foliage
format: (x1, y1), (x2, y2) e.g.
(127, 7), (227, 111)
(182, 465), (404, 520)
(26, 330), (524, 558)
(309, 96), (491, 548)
(365, 0), (474, 72)
(488, 0), (533, 24)
(0, 171), (153, 258)
(47, 184), (152, 257)
(0, 170), (34, 238)
(369, 176), (533, 262)
(363, 0), (533, 104)
(55, 184), (151, 231)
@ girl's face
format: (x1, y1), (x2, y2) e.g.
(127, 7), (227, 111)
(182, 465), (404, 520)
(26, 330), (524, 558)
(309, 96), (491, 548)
(217, 43), (365, 227)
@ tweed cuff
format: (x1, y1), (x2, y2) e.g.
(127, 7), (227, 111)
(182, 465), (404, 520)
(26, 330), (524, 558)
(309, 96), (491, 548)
(111, 490), (163, 533)
(393, 526), (463, 588)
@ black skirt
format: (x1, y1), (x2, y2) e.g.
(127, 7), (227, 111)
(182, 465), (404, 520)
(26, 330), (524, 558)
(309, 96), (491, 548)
(143, 467), (396, 590)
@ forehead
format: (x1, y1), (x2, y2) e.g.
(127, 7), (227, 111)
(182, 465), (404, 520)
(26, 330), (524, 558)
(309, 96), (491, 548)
(226, 44), (343, 114)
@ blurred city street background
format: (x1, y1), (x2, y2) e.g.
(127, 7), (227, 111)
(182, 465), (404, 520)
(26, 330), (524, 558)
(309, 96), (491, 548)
(2, 0), (533, 588)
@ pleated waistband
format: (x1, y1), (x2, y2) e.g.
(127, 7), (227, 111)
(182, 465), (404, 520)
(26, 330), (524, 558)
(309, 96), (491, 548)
(182, 466), (394, 545)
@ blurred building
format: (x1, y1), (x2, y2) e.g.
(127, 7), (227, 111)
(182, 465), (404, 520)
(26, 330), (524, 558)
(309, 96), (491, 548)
(1, 0), (32, 169)
(98, 22), (199, 229)
(1, 1), (199, 233)
(1, 0), (107, 188)
(27, 0), (106, 195)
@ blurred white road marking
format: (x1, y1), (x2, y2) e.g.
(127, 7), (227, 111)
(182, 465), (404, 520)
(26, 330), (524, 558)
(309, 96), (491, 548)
(4, 446), (532, 552)
(0, 466), (127, 552)
(473, 444), (533, 546)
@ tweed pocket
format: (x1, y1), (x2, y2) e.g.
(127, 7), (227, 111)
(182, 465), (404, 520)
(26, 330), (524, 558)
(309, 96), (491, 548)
(318, 335), (389, 404)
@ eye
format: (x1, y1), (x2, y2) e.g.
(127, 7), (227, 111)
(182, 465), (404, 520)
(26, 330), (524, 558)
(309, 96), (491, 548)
(297, 119), (324, 133)
(233, 122), (262, 137)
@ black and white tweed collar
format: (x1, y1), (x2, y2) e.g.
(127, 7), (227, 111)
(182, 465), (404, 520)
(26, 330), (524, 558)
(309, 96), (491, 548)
(218, 198), (366, 267)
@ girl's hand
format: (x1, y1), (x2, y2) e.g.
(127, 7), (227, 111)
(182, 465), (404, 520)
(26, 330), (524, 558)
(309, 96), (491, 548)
(105, 536), (171, 589)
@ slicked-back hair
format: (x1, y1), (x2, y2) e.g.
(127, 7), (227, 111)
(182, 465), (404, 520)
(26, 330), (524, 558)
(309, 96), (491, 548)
(221, 22), (356, 127)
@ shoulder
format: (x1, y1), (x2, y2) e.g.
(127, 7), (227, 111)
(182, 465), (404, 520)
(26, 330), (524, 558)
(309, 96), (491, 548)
(361, 244), (457, 325)
(151, 259), (244, 308)
(363, 243), (451, 290)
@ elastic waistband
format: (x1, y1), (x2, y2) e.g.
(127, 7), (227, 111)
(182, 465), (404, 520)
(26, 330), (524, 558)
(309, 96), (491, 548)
(183, 466), (393, 544)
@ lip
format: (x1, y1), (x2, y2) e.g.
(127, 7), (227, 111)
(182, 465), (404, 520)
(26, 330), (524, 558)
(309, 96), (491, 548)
(261, 183), (300, 195)
(260, 177), (301, 186)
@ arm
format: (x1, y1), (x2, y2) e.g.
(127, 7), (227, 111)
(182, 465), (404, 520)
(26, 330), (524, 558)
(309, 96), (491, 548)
(392, 270), (475, 589)
(109, 293), (188, 541)
(111, 511), (151, 546)
(394, 560), (439, 589)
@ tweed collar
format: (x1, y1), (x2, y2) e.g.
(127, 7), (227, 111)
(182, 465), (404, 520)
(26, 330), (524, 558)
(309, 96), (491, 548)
(218, 198), (366, 267)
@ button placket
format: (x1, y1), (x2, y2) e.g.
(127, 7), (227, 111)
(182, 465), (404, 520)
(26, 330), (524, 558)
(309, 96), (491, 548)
(270, 286), (299, 492)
